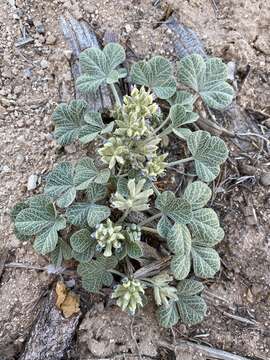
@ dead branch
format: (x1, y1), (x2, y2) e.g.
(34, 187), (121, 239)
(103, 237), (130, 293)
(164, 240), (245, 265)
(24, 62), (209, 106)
(159, 340), (251, 360)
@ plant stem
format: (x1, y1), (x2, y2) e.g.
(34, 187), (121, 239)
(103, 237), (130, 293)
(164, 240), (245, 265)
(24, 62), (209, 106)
(116, 209), (129, 224)
(110, 83), (121, 107)
(110, 269), (126, 278)
(139, 213), (162, 227)
(167, 156), (193, 167)
(141, 226), (159, 235)
(152, 115), (170, 135)
(152, 183), (160, 196)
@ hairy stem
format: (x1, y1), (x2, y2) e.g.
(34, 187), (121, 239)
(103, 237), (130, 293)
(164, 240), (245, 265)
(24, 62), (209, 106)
(152, 115), (170, 135)
(139, 213), (162, 227)
(152, 183), (160, 196)
(116, 209), (129, 224)
(110, 269), (126, 278)
(110, 83), (122, 106)
(167, 156), (193, 167)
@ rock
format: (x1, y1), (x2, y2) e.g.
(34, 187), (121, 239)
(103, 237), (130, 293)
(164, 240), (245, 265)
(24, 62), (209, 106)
(35, 21), (46, 35)
(46, 34), (57, 45)
(23, 68), (33, 78)
(27, 174), (38, 191)
(1, 165), (11, 173)
(260, 173), (270, 187)
(40, 59), (49, 69)
(15, 154), (25, 166)
(13, 85), (23, 95)
(64, 144), (76, 154)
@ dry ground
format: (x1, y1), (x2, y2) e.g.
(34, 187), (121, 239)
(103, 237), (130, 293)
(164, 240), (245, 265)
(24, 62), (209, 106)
(0, 0), (269, 359)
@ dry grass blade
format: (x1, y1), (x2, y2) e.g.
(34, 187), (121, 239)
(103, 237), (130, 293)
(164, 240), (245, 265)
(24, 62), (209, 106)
(133, 257), (171, 279)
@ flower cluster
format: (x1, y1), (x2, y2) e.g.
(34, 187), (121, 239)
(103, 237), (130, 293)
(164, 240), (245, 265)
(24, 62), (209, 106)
(98, 87), (167, 177)
(94, 219), (125, 257)
(112, 278), (145, 314)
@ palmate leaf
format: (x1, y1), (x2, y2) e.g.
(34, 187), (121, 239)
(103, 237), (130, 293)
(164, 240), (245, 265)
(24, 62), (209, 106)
(187, 131), (228, 182)
(167, 223), (192, 280)
(189, 208), (224, 246)
(157, 279), (206, 327)
(167, 90), (195, 111)
(86, 183), (108, 202)
(50, 238), (73, 267)
(79, 111), (114, 144)
(157, 216), (172, 238)
(170, 104), (199, 128)
(78, 255), (118, 293)
(191, 246), (220, 278)
(169, 104), (198, 140)
(45, 162), (76, 208)
(183, 181), (212, 210)
(53, 100), (88, 145)
(155, 191), (192, 225)
(130, 56), (176, 99)
(158, 302), (179, 328)
(70, 228), (95, 254)
(76, 43), (126, 94)
(177, 54), (234, 110)
(15, 196), (66, 254)
(67, 202), (110, 227)
(74, 157), (110, 190)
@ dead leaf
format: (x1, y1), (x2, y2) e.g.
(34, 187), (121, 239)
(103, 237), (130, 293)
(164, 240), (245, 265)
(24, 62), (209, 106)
(61, 292), (80, 318)
(56, 282), (68, 308)
(55, 281), (80, 318)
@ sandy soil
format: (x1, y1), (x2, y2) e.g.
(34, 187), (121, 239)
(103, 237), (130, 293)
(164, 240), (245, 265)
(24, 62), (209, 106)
(0, 0), (269, 359)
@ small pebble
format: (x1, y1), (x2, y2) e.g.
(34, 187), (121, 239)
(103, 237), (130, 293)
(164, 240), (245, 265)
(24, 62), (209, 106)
(40, 59), (49, 69)
(46, 34), (57, 45)
(35, 21), (46, 35)
(64, 144), (76, 154)
(260, 173), (270, 187)
(27, 174), (38, 191)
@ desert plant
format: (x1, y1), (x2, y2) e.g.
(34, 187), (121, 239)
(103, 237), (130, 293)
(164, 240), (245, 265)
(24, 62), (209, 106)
(12, 43), (233, 327)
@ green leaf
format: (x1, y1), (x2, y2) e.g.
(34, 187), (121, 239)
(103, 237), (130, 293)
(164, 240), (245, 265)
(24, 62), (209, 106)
(187, 131), (228, 182)
(170, 104), (199, 129)
(171, 253), (191, 280)
(76, 43), (126, 93)
(78, 255), (118, 293)
(157, 216), (172, 238)
(75, 157), (110, 190)
(158, 279), (206, 327)
(72, 246), (95, 263)
(177, 54), (234, 110)
(53, 100), (88, 145)
(168, 90), (195, 111)
(176, 294), (207, 325)
(183, 181), (212, 210)
(127, 241), (143, 259)
(67, 202), (110, 227)
(155, 191), (193, 224)
(15, 196), (66, 254)
(177, 279), (204, 296)
(130, 56), (176, 99)
(45, 162), (76, 208)
(158, 302), (179, 328)
(79, 112), (114, 144)
(167, 223), (191, 255)
(191, 246), (220, 278)
(86, 183), (108, 203)
(189, 208), (224, 246)
(70, 228), (95, 253)
(173, 128), (193, 140)
(50, 238), (72, 267)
